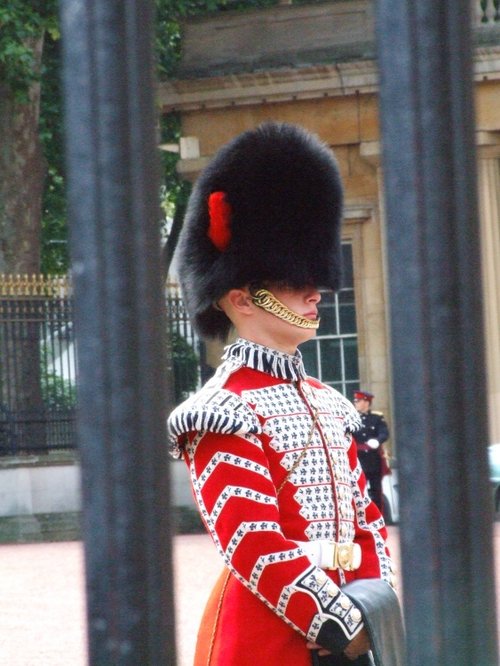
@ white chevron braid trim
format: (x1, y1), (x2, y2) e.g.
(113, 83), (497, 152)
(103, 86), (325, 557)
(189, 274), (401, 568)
(209, 486), (277, 522)
(197, 450), (272, 490)
(249, 546), (306, 589)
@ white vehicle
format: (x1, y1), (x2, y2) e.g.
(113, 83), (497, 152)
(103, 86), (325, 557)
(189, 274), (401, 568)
(489, 443), (500, 513)
(382, 466), (399, 525)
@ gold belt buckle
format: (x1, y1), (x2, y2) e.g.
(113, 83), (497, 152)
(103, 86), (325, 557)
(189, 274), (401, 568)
(333, 542), (361, 571)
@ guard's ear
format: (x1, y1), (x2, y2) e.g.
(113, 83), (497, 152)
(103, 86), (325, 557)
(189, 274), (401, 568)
(221, 288), (253, 316)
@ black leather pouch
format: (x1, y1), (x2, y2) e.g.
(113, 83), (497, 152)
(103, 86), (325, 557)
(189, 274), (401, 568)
(311, 579), (405, 666)
(342, 579), (405, 666)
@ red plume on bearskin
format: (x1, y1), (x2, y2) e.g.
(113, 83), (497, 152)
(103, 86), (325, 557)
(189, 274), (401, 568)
(207, 191), (232, 251)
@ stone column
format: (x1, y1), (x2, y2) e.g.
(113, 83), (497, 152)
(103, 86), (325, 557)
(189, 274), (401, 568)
(358, 141), (393, 450)
(478, 154), (500, 444)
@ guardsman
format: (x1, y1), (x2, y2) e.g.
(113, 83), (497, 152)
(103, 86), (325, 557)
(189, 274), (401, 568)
(351, 391), (390, 512)
(168, 122), (403, 666)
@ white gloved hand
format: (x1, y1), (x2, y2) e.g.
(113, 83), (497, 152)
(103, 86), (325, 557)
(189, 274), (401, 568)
(367, 438), (380, 449)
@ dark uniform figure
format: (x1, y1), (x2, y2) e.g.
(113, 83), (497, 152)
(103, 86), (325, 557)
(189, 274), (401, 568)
(351, 391), (389, 511)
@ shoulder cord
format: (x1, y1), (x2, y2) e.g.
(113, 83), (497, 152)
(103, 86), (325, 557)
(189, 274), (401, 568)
(277, 408), (319, 496)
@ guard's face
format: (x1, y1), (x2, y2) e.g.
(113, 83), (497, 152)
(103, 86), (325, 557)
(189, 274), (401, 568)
(270, 285), (322, 322)
(353, 397), (371, 413)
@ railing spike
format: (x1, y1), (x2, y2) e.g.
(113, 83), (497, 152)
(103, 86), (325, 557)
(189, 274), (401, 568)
(480, 0), (489, 22)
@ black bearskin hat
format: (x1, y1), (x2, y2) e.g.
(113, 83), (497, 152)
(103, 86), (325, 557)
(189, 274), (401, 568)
(175, 122), (344, 340)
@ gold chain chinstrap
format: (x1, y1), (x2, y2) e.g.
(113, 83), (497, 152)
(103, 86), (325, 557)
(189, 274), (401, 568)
(251, 288), (320, 329)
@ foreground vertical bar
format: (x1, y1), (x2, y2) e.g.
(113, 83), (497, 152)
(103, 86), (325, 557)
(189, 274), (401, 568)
(375, 2), (498, 665)
(60, 1), (176, 663)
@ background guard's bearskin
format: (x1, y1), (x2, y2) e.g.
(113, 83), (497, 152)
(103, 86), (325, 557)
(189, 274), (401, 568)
(175, 122), (344, 340)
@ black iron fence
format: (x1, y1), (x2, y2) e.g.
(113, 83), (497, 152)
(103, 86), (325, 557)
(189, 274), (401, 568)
(0, 275), (75, 455)
(0, 275), (200, 455)
(477, 0), (500, 22)
(165, 282), (202, 404)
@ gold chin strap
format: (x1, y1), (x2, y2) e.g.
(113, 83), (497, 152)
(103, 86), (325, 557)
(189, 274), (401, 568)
(251, 288), (320, 330)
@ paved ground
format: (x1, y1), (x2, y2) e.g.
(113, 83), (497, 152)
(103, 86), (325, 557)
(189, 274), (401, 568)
(0, 526), (498, 665)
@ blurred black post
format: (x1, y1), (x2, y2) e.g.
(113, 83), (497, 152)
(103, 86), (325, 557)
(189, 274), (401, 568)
(59, 1), (176, 664)
(375, 2), (498, 665)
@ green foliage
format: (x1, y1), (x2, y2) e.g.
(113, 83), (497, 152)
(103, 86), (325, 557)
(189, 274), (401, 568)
(159, 113), (192, 241)
(3, 0), (285, 272)
(0, 0), (59, 101)
(42, 370), (77, 410)
(40, 355), (77, 410)
(40, 32), (68, 274)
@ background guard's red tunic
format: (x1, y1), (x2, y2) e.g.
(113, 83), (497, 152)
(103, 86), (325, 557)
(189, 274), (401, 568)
(169, 339), (394, 665)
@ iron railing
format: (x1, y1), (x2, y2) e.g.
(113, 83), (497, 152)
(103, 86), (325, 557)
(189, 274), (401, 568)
(476, 0), (500, 22)
(0, 275), (200, 455)
(165, 282), (202, 404)
(376, 0), (497, 663)
(0, 275), (75, 455)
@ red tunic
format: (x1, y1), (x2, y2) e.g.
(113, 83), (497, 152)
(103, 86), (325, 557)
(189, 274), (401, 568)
(169, 339), (394, 665)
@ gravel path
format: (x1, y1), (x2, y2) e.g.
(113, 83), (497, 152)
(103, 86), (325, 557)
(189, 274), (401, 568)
(0, 526), (497, 665)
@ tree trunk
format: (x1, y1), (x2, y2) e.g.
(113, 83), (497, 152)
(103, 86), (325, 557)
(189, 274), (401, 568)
(0, 35), (45, 275)
(0, 34), (46, 453)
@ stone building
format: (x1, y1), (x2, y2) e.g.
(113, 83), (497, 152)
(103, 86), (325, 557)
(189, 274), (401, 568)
(159, 0), (500, 451)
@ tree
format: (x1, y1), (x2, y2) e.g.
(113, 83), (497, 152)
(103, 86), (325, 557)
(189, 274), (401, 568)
(0, 3), (59, 452)
(2, 0), (279, 276)
(40, 31), (67, 274)
(0, 0), (281, 446)
(0, 1), (58, 275)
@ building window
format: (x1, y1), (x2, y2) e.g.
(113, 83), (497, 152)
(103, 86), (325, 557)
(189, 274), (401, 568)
(300, 243), (359, 398)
